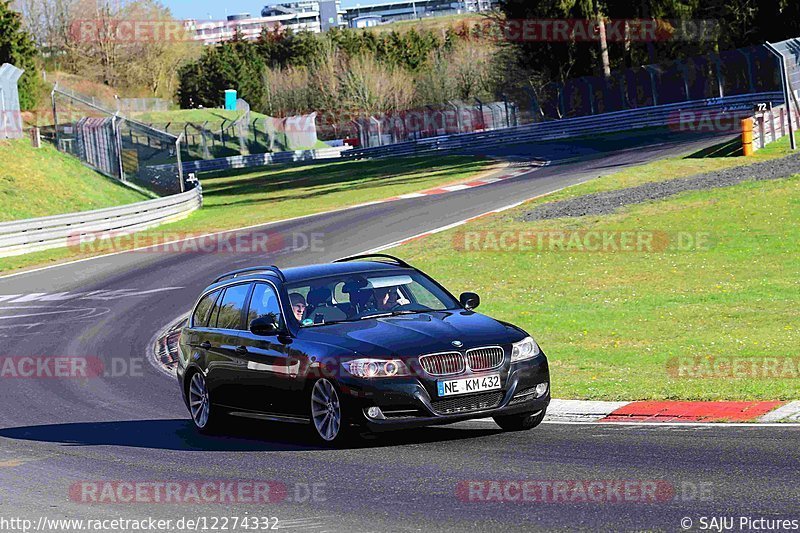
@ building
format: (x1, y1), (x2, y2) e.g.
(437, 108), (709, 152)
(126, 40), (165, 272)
(187, 2), (345, 45)
(262, 1), (345, 32)
(187, 0), (496, 45)
(343, 1), (455, 27)
(350, 15), (383, 29)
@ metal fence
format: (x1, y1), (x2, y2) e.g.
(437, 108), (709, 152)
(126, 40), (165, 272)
(525, 44), (781, 123)
(0, 63), (24, 140)
(144, 112), (320, 162)
(343, 91), (783, 160)
(350, 100), (517, 148)
(49, 85), (186, 195)
(751, 103), (799, 151)
(148, 144), (352, 176)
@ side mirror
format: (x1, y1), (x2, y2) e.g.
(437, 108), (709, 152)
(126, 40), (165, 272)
(459, 292), (480, 310)
(249, 315), (281, 336)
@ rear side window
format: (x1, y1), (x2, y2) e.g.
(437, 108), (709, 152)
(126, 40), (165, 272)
(214, 284), (251, 330)
(192, 290), (220, 327)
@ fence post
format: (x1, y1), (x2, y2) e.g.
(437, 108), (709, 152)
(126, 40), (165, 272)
(112, 114), (125, 181)
(765, 41), (796, 150)
(51, 86), (60, 149)
(176, 133), (185, 193)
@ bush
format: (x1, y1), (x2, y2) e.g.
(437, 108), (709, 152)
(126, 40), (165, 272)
(0, 0), (41, 110)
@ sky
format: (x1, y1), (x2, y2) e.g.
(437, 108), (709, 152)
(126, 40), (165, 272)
(163, 0), (375, 21)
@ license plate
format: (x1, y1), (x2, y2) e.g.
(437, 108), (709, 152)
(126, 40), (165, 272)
(437, 374), (501, 397)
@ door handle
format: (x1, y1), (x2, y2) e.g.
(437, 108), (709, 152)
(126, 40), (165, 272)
(200, 341), (212, 349)
(235, 346), (249, 355)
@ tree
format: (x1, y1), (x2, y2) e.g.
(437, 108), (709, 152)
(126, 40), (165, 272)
(1, 0), (41, 109)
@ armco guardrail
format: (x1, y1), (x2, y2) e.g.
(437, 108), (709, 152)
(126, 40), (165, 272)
(0, 186), (202, 258)
(147, 145), (351, 175)
(749, 103), (799, 152)
(342, 92), (783, 160)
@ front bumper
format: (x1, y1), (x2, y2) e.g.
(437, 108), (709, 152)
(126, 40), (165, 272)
(337, 354), (550, 431)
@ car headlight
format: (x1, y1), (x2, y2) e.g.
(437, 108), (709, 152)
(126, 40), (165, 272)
(342, 358), (410, 378)
(510, 336), (541, 363)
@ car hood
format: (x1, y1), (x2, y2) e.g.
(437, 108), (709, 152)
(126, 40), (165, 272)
(296, 310), (526, 358)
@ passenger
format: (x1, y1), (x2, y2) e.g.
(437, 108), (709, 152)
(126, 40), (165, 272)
(374, 286), (399, 311)
(289, 293), (307, 322)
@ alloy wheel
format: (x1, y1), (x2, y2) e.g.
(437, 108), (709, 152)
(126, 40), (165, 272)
(311, 379), (341, 441)
(189, 372), (210, 429)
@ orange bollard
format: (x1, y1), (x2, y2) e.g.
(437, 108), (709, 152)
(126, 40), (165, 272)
(742, 117), (754, 156)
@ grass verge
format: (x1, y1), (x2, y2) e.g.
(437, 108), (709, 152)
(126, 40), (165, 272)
(387, 139), (800, 401)
(0, 139), (148, 222)
(0, 155), (497, 274)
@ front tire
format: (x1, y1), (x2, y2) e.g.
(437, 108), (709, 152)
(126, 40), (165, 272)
(493, 409), (546, 431)
(309, 378), (352, 445)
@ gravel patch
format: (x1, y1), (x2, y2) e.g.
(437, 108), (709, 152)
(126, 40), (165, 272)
(521, 152), (800, 221)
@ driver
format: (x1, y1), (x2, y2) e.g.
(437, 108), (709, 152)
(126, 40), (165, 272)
(289, 292), (307, 322)
(373, 286), (399, 311)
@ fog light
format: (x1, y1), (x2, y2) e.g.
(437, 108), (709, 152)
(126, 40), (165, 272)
(365, 406), (385, 420)
(535, 383), (549, 398)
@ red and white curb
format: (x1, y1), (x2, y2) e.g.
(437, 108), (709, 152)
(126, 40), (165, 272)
(387, 166), (541, 201)
(538, 399), (800, 425)
(347, 163), (545, 210)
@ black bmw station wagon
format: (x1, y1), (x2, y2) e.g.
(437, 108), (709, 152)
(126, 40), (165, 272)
(177, 255), (550, 443)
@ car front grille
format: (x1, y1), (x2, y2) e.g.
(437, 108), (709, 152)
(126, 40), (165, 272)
(430, 391), (504, 415)
(466, 347), (504, 372)
(419, 352), (465, 376)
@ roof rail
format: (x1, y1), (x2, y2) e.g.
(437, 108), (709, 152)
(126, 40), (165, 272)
(214, 265), (286, 284)
(333, 254), (412, 268)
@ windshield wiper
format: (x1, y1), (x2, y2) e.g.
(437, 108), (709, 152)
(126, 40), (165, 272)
(359, 309), (428, 320)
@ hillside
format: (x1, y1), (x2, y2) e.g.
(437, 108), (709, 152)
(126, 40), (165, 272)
(0, 139), (149, 222)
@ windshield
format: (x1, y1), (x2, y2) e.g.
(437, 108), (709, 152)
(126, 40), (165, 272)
(285, 270), (459, 327)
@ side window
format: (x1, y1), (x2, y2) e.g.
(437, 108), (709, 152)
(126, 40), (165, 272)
(333, 282), (351, 304)
(192, 290), (220, 327)
(214, 284), (251, 330)
(246, 283), (282, 326)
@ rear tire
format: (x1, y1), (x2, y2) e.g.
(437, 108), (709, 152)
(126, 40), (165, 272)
(187, 372), (227, 434)
(493, 409), (546, 431)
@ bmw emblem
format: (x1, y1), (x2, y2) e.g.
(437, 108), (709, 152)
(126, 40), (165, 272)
(452, 340), (463, 348)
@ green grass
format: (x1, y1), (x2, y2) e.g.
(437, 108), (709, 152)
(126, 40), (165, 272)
(387, 141), (800, 401)
(0, 139), (148, 222)
(512, 134), (795, 209)
(367, 12), (483, 33)
(132, 109), (269, 124)
(159, 155), (495, 234)
(0, 155), (497, 272)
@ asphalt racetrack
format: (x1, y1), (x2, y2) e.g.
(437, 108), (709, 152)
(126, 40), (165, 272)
(1, 130), (797, 532)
